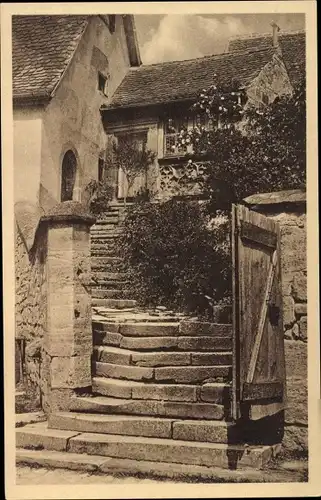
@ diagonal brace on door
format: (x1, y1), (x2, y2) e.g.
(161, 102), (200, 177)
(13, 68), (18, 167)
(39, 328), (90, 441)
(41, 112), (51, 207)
(246, 250), (278, 384)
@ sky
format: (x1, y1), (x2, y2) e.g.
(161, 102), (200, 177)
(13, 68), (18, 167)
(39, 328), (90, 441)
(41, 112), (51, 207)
(134, 14), (305, 65)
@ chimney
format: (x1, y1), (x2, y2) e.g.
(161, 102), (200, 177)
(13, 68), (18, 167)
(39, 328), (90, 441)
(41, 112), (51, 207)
(271, 21), (280, 47)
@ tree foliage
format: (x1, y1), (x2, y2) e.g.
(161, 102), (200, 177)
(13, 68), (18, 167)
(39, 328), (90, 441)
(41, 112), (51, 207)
(106, 138), (156, 206)
(176, 78), (306, 212)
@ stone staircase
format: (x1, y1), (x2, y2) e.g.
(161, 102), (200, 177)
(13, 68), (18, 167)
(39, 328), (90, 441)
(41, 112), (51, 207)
(15, 207), (282, 478)
(16, 309), (282, 476)
(90, 203), (136, 309)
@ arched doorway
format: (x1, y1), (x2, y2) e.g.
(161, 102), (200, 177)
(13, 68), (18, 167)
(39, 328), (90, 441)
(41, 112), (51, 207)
(61, 150), (77, 202)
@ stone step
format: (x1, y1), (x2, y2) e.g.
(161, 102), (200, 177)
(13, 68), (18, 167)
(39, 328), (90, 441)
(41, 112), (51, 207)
(91, 224), (119, 232)
(48, 412), (238, 443)
(93, 216), (119, 225)
(92, 377), (230, 404)
(93, 345), (232, 367)
(92, 298), (137, 308)
(93, 330), (232, 351)
(94, 362), (231, 384)
(91, 248), (118, 257)
(16, 422), (277, 469)
(15, 448), (283, 479)
(91, 289), (132, 299)
(90, 231), (121, 240)
(91, 271), (128, 281)
(91, 257), (125, 272)
(91, 280), (129, 289)
(93, 320), (232, 338)
(93, 320), (180, 337)
(70, 395), (228, 420)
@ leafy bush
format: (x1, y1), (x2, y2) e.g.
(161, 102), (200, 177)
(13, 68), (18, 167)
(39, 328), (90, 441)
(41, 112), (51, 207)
(86, 180), (114, 216)
(118, 199), (231, 318)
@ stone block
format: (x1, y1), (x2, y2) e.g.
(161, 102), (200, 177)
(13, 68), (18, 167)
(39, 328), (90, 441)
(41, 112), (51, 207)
(163, 401), (226, 420)
(294, 303), (307, 316)
(92, 321), (120, 333)
(120, 336), (179, 351)
(16, 448), (107, 472)
(292, 273), (307, 302)
(298, 316), (307, 341)
(94, 362), (154, 381)
(131, 383), (198, 403)
(283, 296), (295, 327)
(50, 355), (91, 389)
(68, 432), (271, 469)
(93, 346), (131, 365)
(49, 412), (173, 439)
(94, 331), (122, 347)
(154, 366), (231, 384)
(16, 422), (79, 452)
(179, 321), (232, 337)
(177, 336), (232, 351)
(200, 383), (231, 404)
(172, 421), (236, 443)
(92, 377), (134, 399)
(191, 352), (232, 366)
(131, 351), (191, 367)
(285, 377), (308, 425)
(282, 425), (308, 456)
(120, 322), (179, 337)
(285, 340), (307, 379)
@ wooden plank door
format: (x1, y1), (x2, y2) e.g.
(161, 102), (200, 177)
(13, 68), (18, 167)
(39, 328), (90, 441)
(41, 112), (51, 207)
(231, 204), (286, 421)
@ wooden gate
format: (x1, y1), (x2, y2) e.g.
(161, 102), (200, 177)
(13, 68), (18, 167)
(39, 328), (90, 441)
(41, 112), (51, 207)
(231, 204), (286, 421)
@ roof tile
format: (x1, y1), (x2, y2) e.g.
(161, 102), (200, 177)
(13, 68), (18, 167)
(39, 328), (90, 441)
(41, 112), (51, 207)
(228, 31), (305, 87)
(13, 15), (89, 99)
(108, 47), (276, 109)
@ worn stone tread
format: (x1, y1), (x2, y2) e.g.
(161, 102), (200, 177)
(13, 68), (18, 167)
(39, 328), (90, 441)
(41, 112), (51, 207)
(49, 412), (174, 438)
(16, 412), (47, 427)
(93, 346), (231, 368)
(92, 377), (225, 402)
(16, 422), (80, 452)
(94, 361), (154, 381)
(16, 448), (107, 472)
(15, 448), (286, 479)
(93, 332), (232, 351)
(68, 432), (276, 469)
(69, 395), (226, 419)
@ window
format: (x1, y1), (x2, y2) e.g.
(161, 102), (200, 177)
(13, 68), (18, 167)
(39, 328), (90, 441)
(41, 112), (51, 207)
(117, 131), (147, 152)
(164, 114), (215, 157)
(163, 117), (188, 156)
(262, 93), (269, 105)
(98, 72), (108, 96)
(61, 150), (77, 202)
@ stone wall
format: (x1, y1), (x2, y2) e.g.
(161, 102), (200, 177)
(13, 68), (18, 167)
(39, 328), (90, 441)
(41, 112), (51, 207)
(15, 219), (47, 405)
(244, 189), (307, 456)
(15, 202), (95, 414)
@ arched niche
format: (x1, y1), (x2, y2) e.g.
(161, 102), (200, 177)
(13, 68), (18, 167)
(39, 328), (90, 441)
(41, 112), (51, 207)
(61, 150), (77, 202)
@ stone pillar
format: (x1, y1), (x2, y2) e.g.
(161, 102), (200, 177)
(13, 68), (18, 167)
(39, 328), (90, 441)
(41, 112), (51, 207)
(41, 201), (95, 413)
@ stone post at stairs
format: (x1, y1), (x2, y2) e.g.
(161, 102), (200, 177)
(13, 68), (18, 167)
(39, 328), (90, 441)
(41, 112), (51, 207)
(41, 201), (96, 413)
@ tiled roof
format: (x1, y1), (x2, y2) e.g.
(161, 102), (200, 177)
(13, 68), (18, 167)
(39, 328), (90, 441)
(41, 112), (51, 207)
(228, 31), (306, 87)
(13, 15), (89, 99)
(106, 47), (276, 109)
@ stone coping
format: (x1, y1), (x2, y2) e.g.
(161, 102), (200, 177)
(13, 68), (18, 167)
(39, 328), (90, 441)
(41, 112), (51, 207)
(243, 189), (306, 207)
(40, 201), (96, 225)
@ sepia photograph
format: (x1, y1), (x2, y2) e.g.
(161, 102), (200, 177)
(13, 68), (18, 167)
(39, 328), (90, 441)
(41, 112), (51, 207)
(2, 1), (319, 498)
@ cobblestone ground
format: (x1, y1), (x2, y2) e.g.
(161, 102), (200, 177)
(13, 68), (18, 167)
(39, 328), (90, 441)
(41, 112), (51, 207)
(16, 466), (167, 484)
